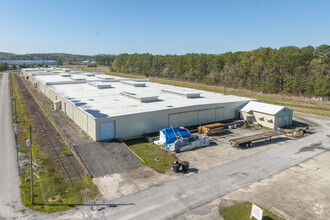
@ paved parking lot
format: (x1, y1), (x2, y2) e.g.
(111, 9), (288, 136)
(75, 140), (141, 178)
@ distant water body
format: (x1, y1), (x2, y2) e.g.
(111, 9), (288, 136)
(0, 60), (56, 65)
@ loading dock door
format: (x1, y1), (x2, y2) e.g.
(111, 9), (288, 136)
(169, 108), (221, 127)
(99, 121), (115, 141)
(169, 111), (199, 127)
(284, 115), (290, 126)
(198, 109), (216, 124)
(276, 116), (283, 128)
(215, 108), (224, 121)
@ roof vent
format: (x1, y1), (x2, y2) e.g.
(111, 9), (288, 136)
(121, 81), (146, 87)
(81, 72), (95, 76)
(120, 91), (158, 103)
(70, 76), (86, 81)
(96, 75), (115, 80)
(59, 73), (71, 77)
(161, 88), (201, 98)
(88, 82), (112, 89)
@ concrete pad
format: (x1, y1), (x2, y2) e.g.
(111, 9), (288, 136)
(178, 126), (294, 172)
(223, 151), (330, 219)
(176, 147), (330, 220)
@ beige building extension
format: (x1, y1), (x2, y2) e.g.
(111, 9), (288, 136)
(240, 101), (293, 129)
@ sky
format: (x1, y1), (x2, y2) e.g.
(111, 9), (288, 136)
(0, 0), (329, 55)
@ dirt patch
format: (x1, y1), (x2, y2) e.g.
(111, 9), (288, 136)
(93, 166), (180, 201)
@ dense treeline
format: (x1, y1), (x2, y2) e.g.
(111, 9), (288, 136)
(113, 45), (330, 97)
(94, 55), (116, 66)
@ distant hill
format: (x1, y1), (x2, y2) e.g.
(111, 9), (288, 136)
(0, 52), (16, 58)
(94, 54), (116, 56)
(0, 52), (116, 64)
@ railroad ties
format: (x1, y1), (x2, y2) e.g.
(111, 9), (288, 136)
(15, 74), (83, 183)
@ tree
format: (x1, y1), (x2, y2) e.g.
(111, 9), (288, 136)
(43, 64), (48, 68)
(56, 58), (63, 66)
(112, 44), (330, 97)
(0, 63), (8, 71)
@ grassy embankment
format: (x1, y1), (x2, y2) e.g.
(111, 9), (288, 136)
(9, 72), (98, 213)
(64, 65), (330, 117)
(219, 201), (284, 220)
(124, 138), (175, 173)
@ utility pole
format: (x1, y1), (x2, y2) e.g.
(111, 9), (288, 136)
(224, 78), (226, 95)
(224, 74), (227, 95)
(223, 66), (228, 95)
(27, 125), (34, 204)
(10, 72), (13, 96)
(14, 98), (17, 123)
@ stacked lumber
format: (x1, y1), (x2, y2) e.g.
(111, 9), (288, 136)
(198, 123), (225, 136)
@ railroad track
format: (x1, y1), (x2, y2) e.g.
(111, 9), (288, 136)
(15, 74), (83, 183)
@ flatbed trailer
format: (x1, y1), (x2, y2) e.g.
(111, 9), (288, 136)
(229, 132), (280, 147)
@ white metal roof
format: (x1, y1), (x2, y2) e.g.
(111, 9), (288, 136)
(28, 68), (254, 119)
(49, 78), (253, 119)
(240, 101), (285, 115)
(33, 74), (124, 85)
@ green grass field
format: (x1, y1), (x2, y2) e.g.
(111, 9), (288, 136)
(63, 65), (330, 117)
(218, 201), (284, 220)
(124, 138), (175, 173)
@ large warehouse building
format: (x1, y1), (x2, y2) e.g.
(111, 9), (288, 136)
(22, 67), (255, 141)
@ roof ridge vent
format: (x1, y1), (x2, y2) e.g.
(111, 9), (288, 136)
(120, 91), (158, 103)
(161, 88), (201, 98)
(59, 73), (71, 77)
(96, 75), (115, 80)
(121, 81), (146, 87)
(88, 82), (112, 89)
(70, 76), (86, 81)
(81, 72), (95, 76)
